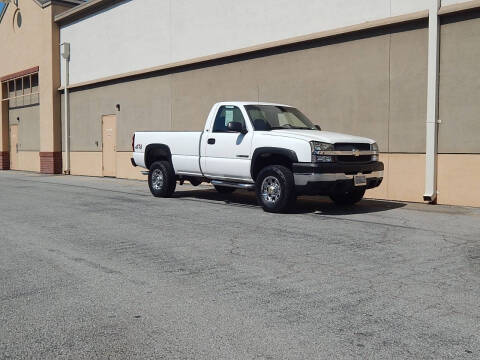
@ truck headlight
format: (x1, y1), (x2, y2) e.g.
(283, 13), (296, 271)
(310, 141), (334, 163)
(371, 143), (379, 161)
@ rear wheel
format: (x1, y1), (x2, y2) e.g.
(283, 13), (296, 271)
(255, 165), (296, 213)
(214, 185), (236, 194)
(329, 187), (365, 206)
(148, 160), (176, 197)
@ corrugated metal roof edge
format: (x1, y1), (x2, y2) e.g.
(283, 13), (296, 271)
(0, 0), (85, 24)
(54, 0), (120, 25)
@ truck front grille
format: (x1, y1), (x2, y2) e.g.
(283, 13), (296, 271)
(334, 143), (373, 163)
(334, 143), (371, 151)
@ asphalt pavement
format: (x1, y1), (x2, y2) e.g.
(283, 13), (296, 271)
(0, 171), (479, 359)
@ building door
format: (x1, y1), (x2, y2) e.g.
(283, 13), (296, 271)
(102, 115), (117, 177)
(9, 125), (18, 170)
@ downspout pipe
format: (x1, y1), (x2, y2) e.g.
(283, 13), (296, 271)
(61, 42), (71, 175)
(424, 0), (441, 203)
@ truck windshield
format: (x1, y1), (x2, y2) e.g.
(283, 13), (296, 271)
(245, 105), (316, 131)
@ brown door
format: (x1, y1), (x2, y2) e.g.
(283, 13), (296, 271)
(9, 125), (18, 170)
(102, 115), (117, 177)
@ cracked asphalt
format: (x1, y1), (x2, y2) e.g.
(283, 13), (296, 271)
(0, 171), (479, 359)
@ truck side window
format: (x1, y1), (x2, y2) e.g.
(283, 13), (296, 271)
(212, 105), (246, 133)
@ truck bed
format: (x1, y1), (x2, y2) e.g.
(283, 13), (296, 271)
(133, 131), (203, 174)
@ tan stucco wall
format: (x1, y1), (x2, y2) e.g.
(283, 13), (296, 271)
(116, 152), (147, 181)
(63, 151), (147, 180)
(66, 151), (103, 177)
(0, 1), (67, 155)
(366, 153), (480, 207)
(366, 153), (426, 203)
(437, 154), (480, 207)
(439, 10), (480, 153)
(15, 151), (40, 172)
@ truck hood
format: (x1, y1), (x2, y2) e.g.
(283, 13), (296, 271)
(268, 129), (375, 144)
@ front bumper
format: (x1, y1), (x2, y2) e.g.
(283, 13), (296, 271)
(293, 161), (384, 195)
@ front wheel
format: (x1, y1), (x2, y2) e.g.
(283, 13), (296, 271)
(329, 187), (365, 206)
(255, 165), (296, 213)
(148, 161), (176, 198)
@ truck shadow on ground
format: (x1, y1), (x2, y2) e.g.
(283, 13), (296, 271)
(172, 189), (406, 215)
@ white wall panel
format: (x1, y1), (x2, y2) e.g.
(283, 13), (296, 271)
(441, 0), (472, 5)
(60, 0), (469, 86)
(169, 0), (389, 63)
(390, 0), (430, 15)
(61, 0), (171, 85)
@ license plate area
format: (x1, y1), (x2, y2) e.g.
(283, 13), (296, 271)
(354, 175), (367, 187)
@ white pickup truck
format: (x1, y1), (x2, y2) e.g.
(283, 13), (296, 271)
(131, 102), (384, 212)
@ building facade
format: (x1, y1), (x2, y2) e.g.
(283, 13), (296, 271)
(0, 0), (83, 173)
(2, 0), (480, 207)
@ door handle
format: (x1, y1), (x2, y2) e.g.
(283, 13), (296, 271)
(208, 138), (216, 145)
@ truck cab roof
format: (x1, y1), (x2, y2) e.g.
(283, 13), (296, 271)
(214, 101), (293, 108)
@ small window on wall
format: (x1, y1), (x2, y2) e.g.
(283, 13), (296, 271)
(212, 105), (246, 133)
(15, 78), (22, 107)
(31, 74), (39, 104)
(8, 80), (15, 99)
(16, 12), (22, 29)
(3, 72), (40, 109)
(31, 74), (38, 90)
(23, 77), (31, 106)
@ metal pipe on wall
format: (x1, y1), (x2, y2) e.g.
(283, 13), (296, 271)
(61, 42), (71, 175)
(424, 0), (441, 203)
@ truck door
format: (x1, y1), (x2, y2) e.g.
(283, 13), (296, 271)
(202, 105), (253, 181)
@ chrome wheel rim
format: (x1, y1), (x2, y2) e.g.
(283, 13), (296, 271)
(261, 176), (281, 204)
(151, 169), (164, 191)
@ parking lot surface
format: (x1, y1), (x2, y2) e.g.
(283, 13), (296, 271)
(0, 171), (479, 359)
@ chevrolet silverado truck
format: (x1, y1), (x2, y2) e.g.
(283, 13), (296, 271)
(131, 102), (384, 212)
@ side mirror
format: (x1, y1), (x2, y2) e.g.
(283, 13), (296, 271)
(315, 125), (321, 131)
(227, 121), (247, 134)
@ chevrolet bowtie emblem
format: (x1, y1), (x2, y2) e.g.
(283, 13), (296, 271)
(352, 149), (360, 157)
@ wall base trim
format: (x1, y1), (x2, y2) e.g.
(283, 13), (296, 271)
(40, 152), (62, 174)
(0, 152), (10, 170)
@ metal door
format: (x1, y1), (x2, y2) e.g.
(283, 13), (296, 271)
(102, 115), (117, 177)
(9, 125), (18, 170)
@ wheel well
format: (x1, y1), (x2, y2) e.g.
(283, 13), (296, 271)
(251, 153), (293, 180)
(144, 144), (172, 169)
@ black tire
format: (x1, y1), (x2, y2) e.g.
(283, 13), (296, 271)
(148, 160), (176, 198)
(214, 185), (236, 194)
(329, 187), (365, 206)
(255, 165), (296, 213)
